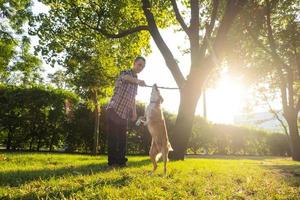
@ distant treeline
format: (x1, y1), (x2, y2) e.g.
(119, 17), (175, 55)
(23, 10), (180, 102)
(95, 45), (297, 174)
(0, 85), (290, 156)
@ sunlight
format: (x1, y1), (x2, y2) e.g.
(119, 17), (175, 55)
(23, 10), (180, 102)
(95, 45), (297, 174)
(137, 61), (247, 124)
(136, 35), (248, 124)
(202, 73), (247, 124)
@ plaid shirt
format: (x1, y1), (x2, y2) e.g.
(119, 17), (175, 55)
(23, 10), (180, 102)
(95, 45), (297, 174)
(107, 69), (138, 120)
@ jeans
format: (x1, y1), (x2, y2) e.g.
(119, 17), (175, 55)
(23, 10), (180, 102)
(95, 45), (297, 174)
(106, 109), (128, 165)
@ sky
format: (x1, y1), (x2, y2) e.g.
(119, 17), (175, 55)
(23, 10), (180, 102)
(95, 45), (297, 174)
(30, 1), (281, 126)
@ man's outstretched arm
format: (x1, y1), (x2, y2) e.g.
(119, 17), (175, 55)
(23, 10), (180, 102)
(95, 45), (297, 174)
(121, 75), (146, 86)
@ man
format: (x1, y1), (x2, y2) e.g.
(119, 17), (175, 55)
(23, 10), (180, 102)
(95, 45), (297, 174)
(106, 56), (146, 167)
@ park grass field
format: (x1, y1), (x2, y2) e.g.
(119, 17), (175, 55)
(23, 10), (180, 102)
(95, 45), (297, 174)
(0, 153), (300, 199)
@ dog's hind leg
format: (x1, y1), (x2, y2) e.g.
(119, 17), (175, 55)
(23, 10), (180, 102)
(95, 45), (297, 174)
(162, 149), (168, 176)
(149, 144), (159, 175)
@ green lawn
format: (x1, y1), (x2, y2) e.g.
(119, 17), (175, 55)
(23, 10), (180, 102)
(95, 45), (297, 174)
(0, 153), (300, 199)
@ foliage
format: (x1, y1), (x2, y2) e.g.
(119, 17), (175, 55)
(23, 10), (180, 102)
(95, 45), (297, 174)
(32, 0), (153, 98)
(0, 87), (290, 157)
(225, 0), (300, 160)
(0, 0), (42, 84)
(226, 0), (300, 110)
(0, 84), (79, 151)
(188, 117), (290, 156)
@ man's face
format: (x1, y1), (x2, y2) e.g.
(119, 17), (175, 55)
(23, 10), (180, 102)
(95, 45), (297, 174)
(133, 59), (145, 73)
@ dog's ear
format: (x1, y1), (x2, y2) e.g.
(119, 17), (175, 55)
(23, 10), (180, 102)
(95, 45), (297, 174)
(160, 95), (164, 103)
(153, 84), (158, 91)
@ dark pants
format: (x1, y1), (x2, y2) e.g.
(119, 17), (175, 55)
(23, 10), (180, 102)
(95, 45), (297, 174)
(107, 109), (128, 165)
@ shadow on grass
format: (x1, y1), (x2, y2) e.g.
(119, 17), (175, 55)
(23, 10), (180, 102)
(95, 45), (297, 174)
(12, 173), (136, 200)
(185, 154), (289, 161)
(0, 158), (150, 187)
(262, 164), (300, 187)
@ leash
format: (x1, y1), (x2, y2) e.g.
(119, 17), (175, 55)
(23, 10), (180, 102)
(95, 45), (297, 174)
(143, 84), (180, 90)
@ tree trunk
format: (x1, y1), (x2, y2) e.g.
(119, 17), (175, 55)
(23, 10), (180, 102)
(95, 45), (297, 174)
(169, 77), (203, 160)
(29, 136), (34, 150)
(49, 134), (55, 152)
(286, 113), (300, 161)
(203, 88), (207, 120)
(37, 140), (41, 151)
(6, 127), (12, 150)
(92, 91), (100, 155)
(37, 134), (42, 151)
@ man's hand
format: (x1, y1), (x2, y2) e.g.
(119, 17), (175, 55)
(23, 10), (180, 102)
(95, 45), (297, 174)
(137, 79), (146, 87)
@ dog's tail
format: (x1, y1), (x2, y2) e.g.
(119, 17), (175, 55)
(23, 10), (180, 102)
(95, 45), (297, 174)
(155, 153), (162, 162)
(168, 142), (173, 151)
(155, 142), (173, 161)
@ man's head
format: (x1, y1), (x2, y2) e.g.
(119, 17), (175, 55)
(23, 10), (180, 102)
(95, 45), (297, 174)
(133, 56), (146, 74)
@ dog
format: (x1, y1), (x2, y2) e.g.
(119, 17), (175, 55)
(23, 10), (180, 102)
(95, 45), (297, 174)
(136, 84), (173, 175)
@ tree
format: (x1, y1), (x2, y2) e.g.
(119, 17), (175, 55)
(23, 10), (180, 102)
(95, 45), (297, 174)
(227, 0), (300, 160)
(0, 0), (30, 71)
(0, 0), (42, 84)
(64, 103), (94, 153)
(32, 0), (153, 155)
(188, 116), (213, 154)
(62, 40), (115, 155)
(10, 36), (43, 85)
(48, 70), (67, 89)
(35, 0), (247, 160)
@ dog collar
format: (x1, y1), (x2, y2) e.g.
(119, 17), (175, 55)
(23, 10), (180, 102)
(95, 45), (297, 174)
(150, 100), (160, 103)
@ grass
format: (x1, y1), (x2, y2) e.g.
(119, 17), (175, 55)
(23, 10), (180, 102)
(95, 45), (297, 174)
(0, 153), (300, 199)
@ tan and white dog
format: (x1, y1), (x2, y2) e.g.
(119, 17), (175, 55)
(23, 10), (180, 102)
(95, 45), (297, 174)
(136, 84), (173, 175)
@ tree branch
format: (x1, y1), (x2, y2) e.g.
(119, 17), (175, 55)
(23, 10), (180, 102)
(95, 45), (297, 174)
(170, 0), (190, 35)
(0, 30), (17, 44)
(142, 0), (185, 87)
(245, 26), (273, 54)
(76, 7), (149, 39)
(280, 81), (289, 114)
(266, 0), (288, 68)
(266, 0), (277, 55)
(189, 0), (200, 66)
(262, 92), (289, 137)
(291, 41), (300, 83)
(95, 26), (150, 39)
(244, 1), (289, 114)
(265, 0), (295, 113)
(296, 96), (300, 112)
(205, 0), (245, 68)
(199, 0), (219, 60)
(287, 67), (295, 109)
(189, 0), (199, 37)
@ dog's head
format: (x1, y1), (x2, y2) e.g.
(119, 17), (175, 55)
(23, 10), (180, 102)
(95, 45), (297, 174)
(150, 84), (164, 104)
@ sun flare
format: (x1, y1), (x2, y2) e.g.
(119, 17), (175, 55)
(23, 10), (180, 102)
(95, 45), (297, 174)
(199, 73), (246, 124)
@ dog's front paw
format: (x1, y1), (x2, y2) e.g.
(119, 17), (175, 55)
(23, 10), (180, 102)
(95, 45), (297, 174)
(136, 119), (141, 126)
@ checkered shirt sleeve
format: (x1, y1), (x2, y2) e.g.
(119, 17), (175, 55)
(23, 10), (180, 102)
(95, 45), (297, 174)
(107, 70), (138, 120)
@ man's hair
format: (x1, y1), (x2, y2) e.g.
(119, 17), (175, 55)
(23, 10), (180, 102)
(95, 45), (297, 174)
(134, 56), (146, 63)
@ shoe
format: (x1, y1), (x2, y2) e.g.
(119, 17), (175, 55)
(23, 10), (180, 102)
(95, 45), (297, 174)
(118, 157), (128, 168)
(118, 163), (127, 168)
(107, 163), (119, 169)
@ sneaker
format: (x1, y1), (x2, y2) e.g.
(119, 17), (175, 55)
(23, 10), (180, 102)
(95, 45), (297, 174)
(118, 163), (127, 168)
(107, 163), (119, 169)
